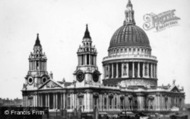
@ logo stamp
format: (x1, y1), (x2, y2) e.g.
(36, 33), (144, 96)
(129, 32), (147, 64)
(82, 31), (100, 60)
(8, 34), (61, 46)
(143, 9), (180, 31)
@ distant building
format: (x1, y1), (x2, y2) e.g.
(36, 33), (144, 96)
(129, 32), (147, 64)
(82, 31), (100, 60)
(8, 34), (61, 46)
(0, 98), (22, 106)
(22, 0), (185, 118)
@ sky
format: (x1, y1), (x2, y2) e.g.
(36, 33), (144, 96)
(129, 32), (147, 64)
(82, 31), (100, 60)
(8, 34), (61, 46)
(0, 0), (190, 103)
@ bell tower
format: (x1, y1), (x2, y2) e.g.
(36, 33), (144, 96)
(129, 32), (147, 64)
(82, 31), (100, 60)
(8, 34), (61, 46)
(74, 25), (101, 86)
(24, 34), (50, 90)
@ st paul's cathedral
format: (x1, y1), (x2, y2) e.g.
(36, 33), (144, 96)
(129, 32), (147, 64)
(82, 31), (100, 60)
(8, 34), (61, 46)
(22, 0), (185, 118)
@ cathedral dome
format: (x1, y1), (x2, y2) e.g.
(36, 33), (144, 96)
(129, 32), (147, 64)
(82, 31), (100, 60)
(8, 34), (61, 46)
(109, 24), (150, 49)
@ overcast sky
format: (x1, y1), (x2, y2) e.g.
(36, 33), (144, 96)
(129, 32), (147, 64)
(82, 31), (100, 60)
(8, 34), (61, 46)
(0, 0), (190, 103)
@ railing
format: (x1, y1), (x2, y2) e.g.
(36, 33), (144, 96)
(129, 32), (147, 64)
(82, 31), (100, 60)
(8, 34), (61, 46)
(103, 54), (157, 61)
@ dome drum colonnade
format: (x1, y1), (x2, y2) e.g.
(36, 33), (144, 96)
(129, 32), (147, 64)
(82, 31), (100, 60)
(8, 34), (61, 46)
(103, 60), (157, 79)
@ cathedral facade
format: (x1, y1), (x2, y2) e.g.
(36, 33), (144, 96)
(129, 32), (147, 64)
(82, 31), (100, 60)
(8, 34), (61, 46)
(22, 0), (185, 118)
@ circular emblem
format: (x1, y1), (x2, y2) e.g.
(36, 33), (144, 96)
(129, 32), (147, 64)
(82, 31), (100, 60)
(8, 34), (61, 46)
(42, 77), (47, 83)
(76, 70), (85, 82)
(28, 77), (34, 85)
(93, 70), (100, 82)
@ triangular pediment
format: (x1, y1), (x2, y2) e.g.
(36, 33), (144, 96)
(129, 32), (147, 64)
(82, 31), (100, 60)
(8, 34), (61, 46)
(170, 86), (180, 92)
(38, 80), (63, 90)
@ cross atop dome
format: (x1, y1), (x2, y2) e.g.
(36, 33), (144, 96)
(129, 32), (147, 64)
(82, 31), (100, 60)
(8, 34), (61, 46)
(124, 0), (135, 25)
(127, 0), (133, 7)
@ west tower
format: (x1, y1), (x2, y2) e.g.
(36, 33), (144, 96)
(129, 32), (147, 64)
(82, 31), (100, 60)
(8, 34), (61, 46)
(24, 34), (50, 90)
(74, 25), (101, 87)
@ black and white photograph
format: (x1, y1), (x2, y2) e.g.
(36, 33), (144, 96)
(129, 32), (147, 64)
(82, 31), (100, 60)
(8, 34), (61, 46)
(0, 0), (189, 119)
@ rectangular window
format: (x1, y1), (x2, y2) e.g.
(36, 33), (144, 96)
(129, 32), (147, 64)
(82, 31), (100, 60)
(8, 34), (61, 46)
(109, 98), (112, 109)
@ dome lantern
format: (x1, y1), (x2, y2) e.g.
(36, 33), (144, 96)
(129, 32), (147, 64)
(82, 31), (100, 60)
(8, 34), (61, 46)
(124, 0), (135, 25)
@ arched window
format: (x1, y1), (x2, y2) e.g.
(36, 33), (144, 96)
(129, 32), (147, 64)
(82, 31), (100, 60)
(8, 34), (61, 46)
(36, 61), (39, 70)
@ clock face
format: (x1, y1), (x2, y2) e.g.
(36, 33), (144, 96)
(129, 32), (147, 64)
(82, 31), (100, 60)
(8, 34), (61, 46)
(28, 77), (34, 85)
(93, 70), (100, 82)
(76, 70), (85, 82)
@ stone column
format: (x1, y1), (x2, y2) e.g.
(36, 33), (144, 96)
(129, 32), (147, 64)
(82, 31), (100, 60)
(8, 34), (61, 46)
(153, 64), (155, 78)
(40, 95), (42, 107)
(47, 94), (49, 108)
(60, 93), (62, 109)
(52, 94), (54, 109)
(103, 65), (105, 79)
(152, 64), (154, 78)
(116, 63), (118, 78)
(150, 63), (152, 78)
(32, 95), (35, 107)
(143, 62), (145, 78)
(158, 95), (160, 110)
(126, 63), (129, 78)
(132, 62), (135, 78)
(78, 56), (80, 66)
(89, 55), (91, 65)
(138, 62), (140, 78)
(147, 63), (149, 78)
(80, 56), (83, 65)
(94, 56), (97, 66)
(109, 64), (111, 78)
(38, 95), (40, 107)
(63, 93), (65, 109)
(106, 65), (109, 78)
(55, 94), (57, 109)
(84, 55), (86, 65)
(121, 63), (124, 78)
(36, 94), (38, 107)
(45, 94), (47, 107)
(99, 94), (101, 110)
(90, 93), (93, 110)
(137, 95), (144, 111)
(155, 64), (157, 78)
